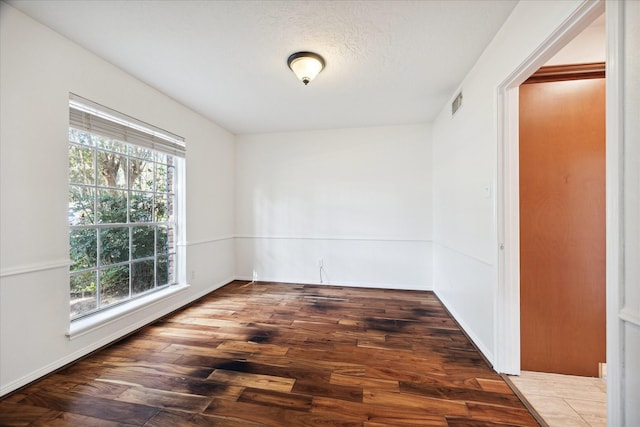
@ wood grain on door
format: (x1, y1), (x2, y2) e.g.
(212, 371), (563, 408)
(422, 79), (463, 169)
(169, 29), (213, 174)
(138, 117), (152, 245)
(520, 69), (606, 377)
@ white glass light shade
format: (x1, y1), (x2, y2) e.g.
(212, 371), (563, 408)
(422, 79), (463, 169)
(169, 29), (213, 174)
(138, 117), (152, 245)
(287, 52), (325, 85)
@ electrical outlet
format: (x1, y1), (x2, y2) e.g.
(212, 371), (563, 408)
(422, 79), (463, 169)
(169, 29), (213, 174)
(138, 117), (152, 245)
(190, 270), (195, 280)
(318, 258), (323, 268)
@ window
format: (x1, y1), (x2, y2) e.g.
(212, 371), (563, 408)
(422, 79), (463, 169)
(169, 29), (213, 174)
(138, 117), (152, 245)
(68, 94), (185, 320)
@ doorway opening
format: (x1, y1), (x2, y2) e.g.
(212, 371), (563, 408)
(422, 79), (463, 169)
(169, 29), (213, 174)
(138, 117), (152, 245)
(495, 1), (606, 425)
(516, 52), (606, 427)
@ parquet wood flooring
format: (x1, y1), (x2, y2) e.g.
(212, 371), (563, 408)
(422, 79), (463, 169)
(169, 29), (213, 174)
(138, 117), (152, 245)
(0, 281), (539, 426)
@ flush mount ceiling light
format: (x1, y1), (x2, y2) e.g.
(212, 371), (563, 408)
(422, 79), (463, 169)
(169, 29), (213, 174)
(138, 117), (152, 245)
(287, 51), (325, 85)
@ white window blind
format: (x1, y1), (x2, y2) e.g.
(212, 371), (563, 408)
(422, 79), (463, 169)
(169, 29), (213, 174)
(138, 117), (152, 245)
(69, 93), (185, 158)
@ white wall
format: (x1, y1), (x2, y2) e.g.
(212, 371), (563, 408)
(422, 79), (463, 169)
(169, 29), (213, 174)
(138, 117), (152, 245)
(547, 13), (605, 66)
(0, 3), (235, 396)
(235, 125), (432, 289)
(431, 0), (589, 364)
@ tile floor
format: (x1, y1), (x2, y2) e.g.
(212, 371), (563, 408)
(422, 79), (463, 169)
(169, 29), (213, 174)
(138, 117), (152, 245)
(509, 370), (607, 427)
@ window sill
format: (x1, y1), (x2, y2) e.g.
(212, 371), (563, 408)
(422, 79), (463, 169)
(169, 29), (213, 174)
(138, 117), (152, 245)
(67, 283), (190, 340)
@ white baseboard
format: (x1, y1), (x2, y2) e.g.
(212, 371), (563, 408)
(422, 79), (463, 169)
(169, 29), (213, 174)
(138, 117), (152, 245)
(234, 276), (429, 291)
(435, 290), (496, 367)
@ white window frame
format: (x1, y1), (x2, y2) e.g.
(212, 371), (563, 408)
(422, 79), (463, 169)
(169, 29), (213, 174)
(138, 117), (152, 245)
(67, 94), (186, 324)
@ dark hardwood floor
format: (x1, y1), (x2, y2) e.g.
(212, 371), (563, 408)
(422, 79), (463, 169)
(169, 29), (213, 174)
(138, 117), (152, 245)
(0, 281), (539, 426)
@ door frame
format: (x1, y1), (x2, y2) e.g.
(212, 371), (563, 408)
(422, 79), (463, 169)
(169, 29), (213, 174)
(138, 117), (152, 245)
(494, 0), (605, 375)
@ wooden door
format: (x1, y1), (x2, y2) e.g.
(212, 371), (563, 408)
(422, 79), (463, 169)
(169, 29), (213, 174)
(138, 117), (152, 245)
(519, 66), (606, 377)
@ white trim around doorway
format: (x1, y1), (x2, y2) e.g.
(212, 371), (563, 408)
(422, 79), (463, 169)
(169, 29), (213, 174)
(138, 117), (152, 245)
(494, 0), (605, 376)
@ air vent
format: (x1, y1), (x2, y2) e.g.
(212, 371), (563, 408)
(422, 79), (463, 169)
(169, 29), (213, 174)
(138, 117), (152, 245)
(452, 91), (463, 116)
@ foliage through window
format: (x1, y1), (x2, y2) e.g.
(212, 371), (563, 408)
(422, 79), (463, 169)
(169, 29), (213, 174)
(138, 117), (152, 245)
(68, 96), (183, 320)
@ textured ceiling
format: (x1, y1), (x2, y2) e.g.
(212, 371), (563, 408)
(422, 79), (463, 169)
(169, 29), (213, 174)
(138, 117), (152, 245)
(8, 0), (518, 134)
